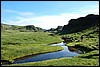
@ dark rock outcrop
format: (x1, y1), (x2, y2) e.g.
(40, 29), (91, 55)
(60, 14), (99, 34)
(45, 26), (63, 33)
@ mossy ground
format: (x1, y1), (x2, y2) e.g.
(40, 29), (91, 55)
(1, 30), (63, 62)
(1, 25), (99, 66)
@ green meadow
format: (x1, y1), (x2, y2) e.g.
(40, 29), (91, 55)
(10, 58), (99, 66)
(1, 1), (99, 66)
(1, 30), (63, 62)
(1, 25), (99, 66)
(1, 30), (62, 45)
(9, 25), (99, 66)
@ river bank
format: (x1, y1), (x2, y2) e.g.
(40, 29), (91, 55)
(10, 44), (99, 66)
(1, 42), (83, 65)
(13, 42), (82, 64)
(1, 43), (63, 65)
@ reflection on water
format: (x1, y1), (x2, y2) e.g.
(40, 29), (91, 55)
(14, 42), (82, 64)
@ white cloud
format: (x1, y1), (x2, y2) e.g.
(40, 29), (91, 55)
(1, 13), (86, 29)
(78, 5), (99, 15)
(2, 5), (99, 29)
(2, 9), (34, 16)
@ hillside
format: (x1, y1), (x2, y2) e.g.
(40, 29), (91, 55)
(1, 23), (45, 32)
(59, 14), (99, 53)
(60, 14), (99, 34)
(45, 26), (63, 33)
(1, 14), (99, 66)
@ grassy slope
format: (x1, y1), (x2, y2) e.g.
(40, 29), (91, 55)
(1, 44), (63, 62)
(66, 25), (99, 52)
(1, 23), (44, 32)
(1, 30), (62, 45)
(10, 25), (99, 66)
(10, 58), (99, 66)
(1, 30), (63, 62)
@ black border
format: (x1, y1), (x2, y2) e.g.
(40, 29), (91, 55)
(1, 0), (100, 1)
(1, 0), (99, 67)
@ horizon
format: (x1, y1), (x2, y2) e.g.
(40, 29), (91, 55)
(1, 1), (99, 29)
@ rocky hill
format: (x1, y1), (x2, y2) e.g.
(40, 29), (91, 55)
(45, 26), (63, 33)
(60, 14), (99, 34)
(1, 23), (45, 32)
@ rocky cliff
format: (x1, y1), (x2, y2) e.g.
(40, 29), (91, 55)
(60, 14), (99, 34)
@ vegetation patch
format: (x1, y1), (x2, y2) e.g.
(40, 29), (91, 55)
(1, 44), (63, 63)
(10, 57), (99, 66)
(1, 14), (99, 66)
(1, 30), (63, 64)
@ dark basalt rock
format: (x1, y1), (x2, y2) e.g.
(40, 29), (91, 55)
(60, 14), (99, 34)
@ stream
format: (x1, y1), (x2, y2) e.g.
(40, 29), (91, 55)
(14, 42), (83, 64)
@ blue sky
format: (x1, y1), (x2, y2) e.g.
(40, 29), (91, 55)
(1, 1), (99, 29)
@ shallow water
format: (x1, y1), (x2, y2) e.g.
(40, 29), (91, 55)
(14, 42), (82, 64)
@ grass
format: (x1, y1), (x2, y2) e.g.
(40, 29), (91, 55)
(64, 25), (99, 53)
(67, 40), (99, 53)
(1, 25), (99, 66)
(75, 50), (99, 59)
(1, 44), (63, 62)
(1, 30), (63, 63)
(10, 57), (99, 66)
(1, 30), (62, 45)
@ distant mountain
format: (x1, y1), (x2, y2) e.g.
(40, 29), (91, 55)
(1, 23), (45, 32)
(1, 14), (99, 33)
(25, 25), (44, 32)
(60, 14), (99, 34)
(45, 26), (63, 33)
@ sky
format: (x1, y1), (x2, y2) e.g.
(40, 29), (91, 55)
(1, 1), (99, 29)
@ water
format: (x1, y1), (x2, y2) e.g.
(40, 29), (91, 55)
(14, 42), (81, 64)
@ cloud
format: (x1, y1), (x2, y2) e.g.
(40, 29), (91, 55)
(32, 13), (87, 29)
(1, 13), (86, 29)
(2, 9), (34, 16)
(2, 5), (99, 29)
(78, 5), (99, 15)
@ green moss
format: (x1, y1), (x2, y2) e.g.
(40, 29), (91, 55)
(1, 44), (63, 62)
(1, 31), (62, 45)
(1, 30), (63, 62)
(10, 58), (99, 66)
(1, 24), (99, 66)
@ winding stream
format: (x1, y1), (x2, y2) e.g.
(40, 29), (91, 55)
(14, 42), (82, 64)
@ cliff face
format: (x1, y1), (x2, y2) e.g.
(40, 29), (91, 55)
(45, 26), (63, 33)
(60, 14), (99, 34)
